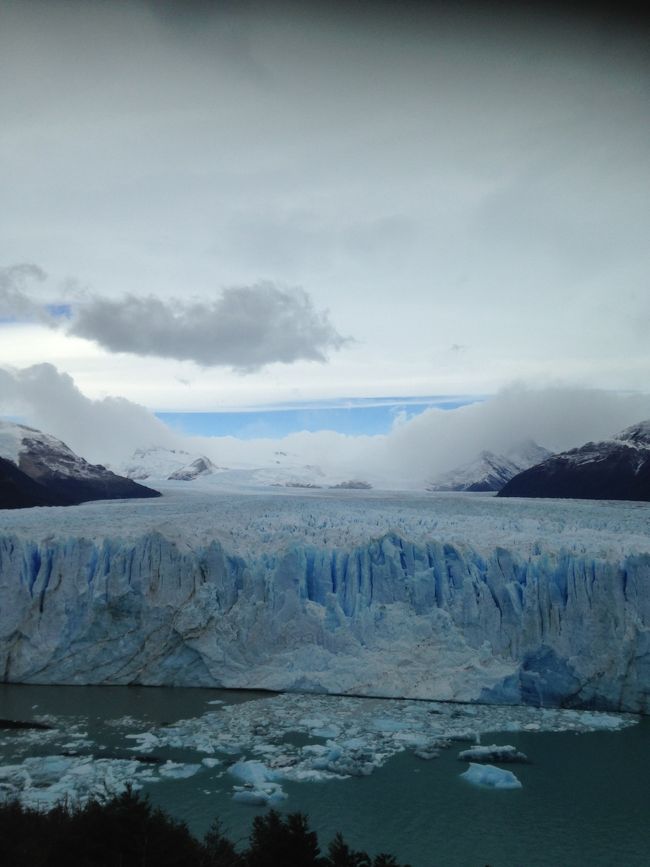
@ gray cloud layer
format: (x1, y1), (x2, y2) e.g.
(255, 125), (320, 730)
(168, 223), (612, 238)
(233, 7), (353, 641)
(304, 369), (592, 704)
(0, 264), (48, 321)
(1, 2), (649, 396)
(70, 284), (349, 370)
(0, 266), (348, 371)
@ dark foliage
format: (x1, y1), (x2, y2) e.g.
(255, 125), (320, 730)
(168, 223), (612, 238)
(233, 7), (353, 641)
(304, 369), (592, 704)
(0, 791), (411, 867)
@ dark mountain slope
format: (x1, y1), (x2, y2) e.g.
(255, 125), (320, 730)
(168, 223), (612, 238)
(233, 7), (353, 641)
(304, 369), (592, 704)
(498, 422), (650, 502)
(0, 421), (160, 509)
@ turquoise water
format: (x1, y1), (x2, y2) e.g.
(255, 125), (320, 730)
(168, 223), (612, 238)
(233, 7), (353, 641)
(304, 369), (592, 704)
(1, 684), (648, 867)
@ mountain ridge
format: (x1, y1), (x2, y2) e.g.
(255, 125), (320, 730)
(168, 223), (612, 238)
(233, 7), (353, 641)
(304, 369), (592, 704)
(0, 420), (161, 509)
(498, 421), (650, 501)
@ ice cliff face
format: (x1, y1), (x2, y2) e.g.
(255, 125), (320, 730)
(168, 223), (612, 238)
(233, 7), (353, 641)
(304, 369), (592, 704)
(1, 526), (648, 713)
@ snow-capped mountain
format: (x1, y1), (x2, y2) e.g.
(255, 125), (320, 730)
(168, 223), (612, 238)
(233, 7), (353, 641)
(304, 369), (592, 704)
(428, 440), (551, 492)
(168, 456), (219, 481)
(120, 446), (195, 480)
(0, 420), (160, 509)
(499, 421), (650, 501)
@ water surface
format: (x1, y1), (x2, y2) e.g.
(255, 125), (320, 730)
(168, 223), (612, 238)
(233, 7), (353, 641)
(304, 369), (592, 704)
(1, 684), (647, 867)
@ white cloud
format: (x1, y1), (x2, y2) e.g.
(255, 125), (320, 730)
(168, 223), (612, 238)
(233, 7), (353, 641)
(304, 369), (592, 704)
(3, 365), (650, 486)
(0, 363), (179, 465)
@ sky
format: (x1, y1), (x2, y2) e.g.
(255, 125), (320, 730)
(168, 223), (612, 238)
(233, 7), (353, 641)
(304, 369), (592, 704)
(0, 0), (649, 477)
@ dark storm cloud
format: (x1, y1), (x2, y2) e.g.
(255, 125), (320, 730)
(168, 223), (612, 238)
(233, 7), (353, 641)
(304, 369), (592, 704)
(0, 261), (349, 370)
(70, 284), (350, 370)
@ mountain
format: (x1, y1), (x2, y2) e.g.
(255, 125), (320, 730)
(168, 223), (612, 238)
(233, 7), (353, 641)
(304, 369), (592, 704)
(0, 456), (64, 509)
(120, 446), (195, 480)
(428, 440), (551, 492)
(121, 446), (225, 481)
(498, 421), (650, 501)
(168, 456), (218, 481)
(0, 421), (160, 509)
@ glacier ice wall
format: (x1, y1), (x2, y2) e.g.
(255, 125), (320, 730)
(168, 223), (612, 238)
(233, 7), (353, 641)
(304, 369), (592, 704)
(0, 531), (648, 712)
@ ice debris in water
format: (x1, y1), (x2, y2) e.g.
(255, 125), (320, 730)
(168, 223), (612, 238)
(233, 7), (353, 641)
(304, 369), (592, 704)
(461, 762), (522, 789)
(0, 755), (159, 810)
(125, 693), (635, 803)
(0, 694), (637, 809)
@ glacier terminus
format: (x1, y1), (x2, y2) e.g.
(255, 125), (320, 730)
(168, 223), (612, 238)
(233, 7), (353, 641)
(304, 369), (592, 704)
(0, 483), (648, 714)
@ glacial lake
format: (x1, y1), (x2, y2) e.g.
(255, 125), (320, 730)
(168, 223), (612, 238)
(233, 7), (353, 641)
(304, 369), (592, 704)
(1, 684), (648, 867)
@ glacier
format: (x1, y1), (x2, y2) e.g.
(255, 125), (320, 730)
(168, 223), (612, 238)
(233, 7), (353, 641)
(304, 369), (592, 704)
(0, 487), (649, 713)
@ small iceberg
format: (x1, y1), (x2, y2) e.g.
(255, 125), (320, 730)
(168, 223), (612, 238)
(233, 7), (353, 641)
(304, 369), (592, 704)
(460, 762), (522, 789)
(158, 761), (201, 779)
(458, 744), (529, 764)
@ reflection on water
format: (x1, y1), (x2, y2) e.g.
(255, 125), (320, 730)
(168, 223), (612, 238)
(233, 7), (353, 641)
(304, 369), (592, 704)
(0, 684), (648, 867)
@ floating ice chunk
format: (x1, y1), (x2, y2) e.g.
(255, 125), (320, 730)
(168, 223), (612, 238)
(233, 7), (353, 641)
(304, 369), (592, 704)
(206, 700), (225, 706)
(577, 712), (628, 731)
(448, 730), (479, 742)
(461, 762), (522, 789)
(413, 747), (440, 760)
(228, 760), (286, 805)
(394, 732), (431, 748)
(125, 732), (160, 752)
(299, 717), (326, 729)
(311, 726), (341, 738)
(228, 760), (282, 786)
(159, 761), (201, 779)
(340, 738), (365, 750)
(201, 757), (221, 768)
(458, 744), (529, 764)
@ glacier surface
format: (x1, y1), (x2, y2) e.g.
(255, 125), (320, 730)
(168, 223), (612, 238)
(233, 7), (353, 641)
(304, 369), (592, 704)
(1, 487), (649, 712)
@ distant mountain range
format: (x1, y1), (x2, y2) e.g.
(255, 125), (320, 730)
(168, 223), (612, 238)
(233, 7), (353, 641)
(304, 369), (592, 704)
(499, 421), (650, 502)
(0, 421), (160, 509)
(427, 440), (551, 492)
(5, 417), (650, 508)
